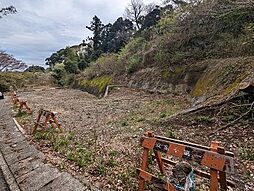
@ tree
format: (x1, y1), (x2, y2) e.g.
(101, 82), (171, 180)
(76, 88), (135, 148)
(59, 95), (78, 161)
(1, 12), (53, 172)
(0, 51), (27, 71)
(64, 59), (78, 74)
(0, 5), (16, 18)
(125, 0), (145, 30)
(25, 65), (45, 72)
(45, 52), (62, 68)
(86, 15), (104, 55)
(162, 0), (187, 7)
(141, 6), (161, 30)
(101, 17), (134, 53)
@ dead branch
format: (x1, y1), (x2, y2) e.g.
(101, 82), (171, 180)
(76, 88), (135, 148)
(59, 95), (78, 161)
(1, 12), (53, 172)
(208, 102), (254, 136)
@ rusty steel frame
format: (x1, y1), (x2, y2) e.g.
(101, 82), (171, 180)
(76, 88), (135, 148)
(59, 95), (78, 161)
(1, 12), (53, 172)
(33, 109), (63, 133)
(138, 131), (235, 191)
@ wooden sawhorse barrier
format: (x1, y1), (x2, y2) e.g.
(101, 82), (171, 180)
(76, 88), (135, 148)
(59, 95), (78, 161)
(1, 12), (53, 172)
(12, 91), (19, 104)
(33, 109), (63, 133)
(138, 132), (235, 191)
(12, 92), (32, 114)
(18, 100), (33, 114)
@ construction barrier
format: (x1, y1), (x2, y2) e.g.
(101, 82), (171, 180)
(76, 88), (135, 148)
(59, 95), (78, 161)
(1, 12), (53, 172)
(34, 109), (63, 133)
(137, 131), (235, 191)
(18, 100), (33, 114)
(12, 92), (32, 114)
(12, 91), (19, 104)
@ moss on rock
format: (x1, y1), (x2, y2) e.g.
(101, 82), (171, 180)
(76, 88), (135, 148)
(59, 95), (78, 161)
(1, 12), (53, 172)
(191, 57), (254, 102)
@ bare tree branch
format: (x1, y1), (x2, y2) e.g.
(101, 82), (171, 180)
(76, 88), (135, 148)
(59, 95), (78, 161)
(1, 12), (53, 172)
(125, 0), (145, 30)
(0, 5), (17, 18)
(0, 51), (27, 71)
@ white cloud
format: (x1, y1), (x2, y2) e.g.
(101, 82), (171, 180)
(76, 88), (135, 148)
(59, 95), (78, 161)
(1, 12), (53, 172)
(0, 0), (162, 66)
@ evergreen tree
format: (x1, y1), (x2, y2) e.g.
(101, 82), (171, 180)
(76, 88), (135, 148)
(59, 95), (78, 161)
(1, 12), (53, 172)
(86, 15), (104, 59)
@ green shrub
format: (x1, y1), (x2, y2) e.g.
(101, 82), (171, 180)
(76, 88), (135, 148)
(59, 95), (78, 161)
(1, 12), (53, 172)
(126, 54), (143, 74)
(0, 72), (34, 91)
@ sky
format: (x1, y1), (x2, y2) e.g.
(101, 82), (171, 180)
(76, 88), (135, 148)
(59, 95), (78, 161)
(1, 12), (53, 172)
(0, 0), (161, 67)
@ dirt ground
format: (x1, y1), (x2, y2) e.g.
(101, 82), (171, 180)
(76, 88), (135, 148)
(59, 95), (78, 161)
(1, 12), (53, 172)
(14, 87), (253, 190)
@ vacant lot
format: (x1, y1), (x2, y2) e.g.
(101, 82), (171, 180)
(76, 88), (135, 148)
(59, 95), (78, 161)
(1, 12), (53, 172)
(16, 87), (253, 190)
(17, 87), (189, 190)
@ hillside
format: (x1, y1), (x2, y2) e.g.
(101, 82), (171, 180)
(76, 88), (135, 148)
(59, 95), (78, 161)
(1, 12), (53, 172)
(1, 0), (254, 190)
(45, 0), (254, 103)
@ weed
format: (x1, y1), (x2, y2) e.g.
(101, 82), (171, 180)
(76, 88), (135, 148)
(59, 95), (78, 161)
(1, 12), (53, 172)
(240, 148), (254, 161)
(67, 151), (77, 161)
(165, 129), (176, 138)
(67, 132), (75, 140)
(77, 157), (90, 167)
(34, 131), (46, 141)
(15, 110), (27, 117)
(67, 147), (92, 167)
(34, 127), (57, 141)
(121, 120), (129, 127)
(195, 115), (213, 123)
(52, 136), (69, 152)
(106, 158), (117, 167)
(136, 117), (145, 122)
(109, 150), (119, 157)
(97, 163), (107, 175)
(160, 112), (167, 118)
(222, 114), (236, 122)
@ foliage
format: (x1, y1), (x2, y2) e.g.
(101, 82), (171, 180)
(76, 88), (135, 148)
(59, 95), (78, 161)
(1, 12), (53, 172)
(46, 0), (254, 97)
(25, 65), (45, 72)
(45, 47), (79, 70)
(0, 72), (33, 91)
(64, 59), (79, 74)
(86, 15), (104, 60)
(78, 75), (112, 94)
(51, 63), (67, 86)
(141, 5), (162, 30)
(118, 37), (147, 73)
(156, 0), (254, 64)
(101, 17), (134, 53)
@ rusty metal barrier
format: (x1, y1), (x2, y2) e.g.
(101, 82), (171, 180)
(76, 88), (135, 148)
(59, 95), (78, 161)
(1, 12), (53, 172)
(33, 109), (63, 133)
(137, 131), (235, 191)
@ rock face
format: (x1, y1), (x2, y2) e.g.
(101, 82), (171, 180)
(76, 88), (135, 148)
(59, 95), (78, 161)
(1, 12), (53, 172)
(114, 63), (208, 95)
(191, 57), (254, 105)
(114, 57), (254, 106)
